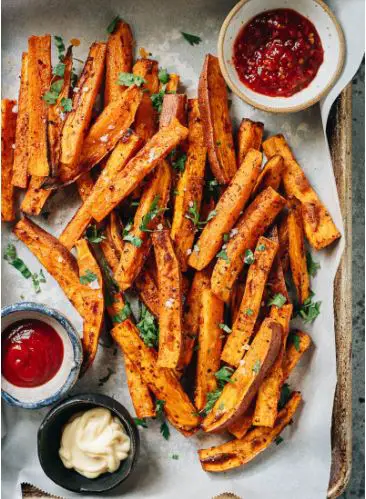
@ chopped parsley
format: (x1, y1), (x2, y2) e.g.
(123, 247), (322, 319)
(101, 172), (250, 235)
(201, 388), (222, 416)
(215, 366), (234, 384)
(54, 35), (65, 61)
(216, 249), (229, 262)
(223, 233), (229, 243)
(137, 304), (159, 348)
(278, 383), (291, 410)
(295, 292), (321, 323)
(252, 359), (261, 374)
(151, 84), (166, 113)
(61, 97), (72, 112)
(244, 249), (255, 265)
(53, 62), (65, 77)
(257, 243), (266, 251)
(288, 332), (301, 352)
(4, 244), (32, 279)
(306, 251), (321, 277)
(107, 15), (121, 34)
(134, 417), (148, 428)
(117, 72), (146, 87)
(43, 79), (64, 105)
(267, 293), (287, 308)
(112, 302), (132, 323)
(155, 399), (170, 440)
(171, 153), (186, 172)
(170, 453), (179, 460)
(31, 269), (46, 294)
(275, 435), (284, 445)
(123, 223), (142, 247)
(219, 323), (232, 334)
(80, 269), (97, 285)
(158, 68), (170, 84)
(160, 421), (170, 440)
(139, 195), (165, 232)
(205, 178), (221, 201)
(244, 308), (254, 316)
(181, 32), (202, 46)
(85, 224), (106, 243)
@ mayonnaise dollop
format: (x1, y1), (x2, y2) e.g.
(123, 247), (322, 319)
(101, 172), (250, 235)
(59, 407), (130, 479)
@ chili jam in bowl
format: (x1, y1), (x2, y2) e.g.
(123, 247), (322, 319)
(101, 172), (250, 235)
(1, 302), (82, 409)
(218, 0), (345, 113)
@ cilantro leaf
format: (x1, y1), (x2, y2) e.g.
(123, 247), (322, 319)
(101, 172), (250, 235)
(278, 383), (291, 410)
(275, 435), (284, 445)
(151, 85), (166, 113)
(244, 249), (255, 265)
(4, 244), (32, 279)
(257, 243), (266, 251)
(158, 68), (170, 84)
(155, 399), (166, 418)
(80, 269), (97, 285)
(54, 35), (65, 60)
(107, 15), (121, 34)
(219, 323), (232, 334)
(215, 366), (234, 386)
(53, 63), (65, 77)
(117, 72), (146, 87)
(170, 453), (179, 460)
(216, 249), (229, 261)
(112, 302), (132, 323)
(139, 195), (165, 232)
(31, 269), (47, 294)
(42, 91), (59, 105)
(85, 225), (106, 243)
(306, 251), (320, 278)
(288, 332), (301, 352)
(295, 292), (321, 323)
(123, 223), (143, 247)
(267, 293), (287, 308)
(134, 417), (148, 428)
(206, 209), (217, 222)
(245, 308), (254, 316)
(171, 153), (186, 172)
(137, 304), (159, 348)
(181, 32), (202, 46)
(160, 421), (170, 440)
(202, 388), (222, 416)
(61, 97), (72, 112)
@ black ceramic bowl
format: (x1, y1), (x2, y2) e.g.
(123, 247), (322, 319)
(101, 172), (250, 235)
(38, 393), (140, 494)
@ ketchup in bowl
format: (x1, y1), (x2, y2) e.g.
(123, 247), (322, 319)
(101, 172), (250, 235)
(2, 319), (64, 388)
(233, 8), (324, 97)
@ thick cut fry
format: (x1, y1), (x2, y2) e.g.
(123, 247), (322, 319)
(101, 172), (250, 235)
(251, 155), (284, 198)
(278, 213), (290, 272)
(90, 118), (189, 222)
(266, 225), (289, 302)
(100, 238), (120, 273)
(21, 176), (51, 216)
(76, 173), (95, 202)
(288, 197), (310, 304)
(211, 187), (287, 302)
(12, 53), (29, 188)
(199, 392), (302, 471)
(165, 73), (180, 93)
(59, 132), (143, 249)
(283, 331), (312, 379)
(109, 211), (125, 257)
(104, 20), (133, 105)
(111, 320), (201, 434)
(227, 403), (255, 440)
(198, 54), (236, 184)
(115, 161), (171, 290)
(230, 280), (245, 324)
(189, 148), (262, 271)
(263, 134), (341, 249)
(59, 42), (106, 181)
(195, 288), (224, 411)
(171, 99), (207, 270)
(221, 237), (279, 367)
(135, 268), (160, 317)
(160, 94), (187, 128)
(152, 230), (183, 368)
(1, 99), (17, 221)
(201, 318), (282, 432)
(27, 35), (51, 177)
(253, 304), (293, 427)
(133, 59), (159, 142)
(237, 119), (264, 165)
(13, 218), (104, 374)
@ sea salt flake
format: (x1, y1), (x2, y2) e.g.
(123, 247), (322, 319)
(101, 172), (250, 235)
(100, 135), (109, 143)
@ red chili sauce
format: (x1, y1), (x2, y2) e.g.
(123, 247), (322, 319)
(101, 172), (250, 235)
(2, 319), (64, 387)
(233, 9), (324, 97)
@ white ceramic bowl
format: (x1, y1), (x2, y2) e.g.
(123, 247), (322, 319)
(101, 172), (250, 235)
(218, 0), (345, 113)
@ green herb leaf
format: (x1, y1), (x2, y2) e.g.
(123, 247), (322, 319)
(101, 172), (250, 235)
(155, 399), (166, 418)
(244, 249), (255, 265)
(181, 32), (202, 46)
(117, 72), (146, 87)
(112, 302), (132, 323)
(4, 244), (32, 279)
(216, 249), (229, 262)
(107, 15), (121, 34)
(267, 293), (287, 308)
(223, 233), (229, 243)
(61, 97), (72, 112)
(219, 323), (232, 334)
(31, 269), (47, 294)
(158, 68), (170, 84)
(288, 332), (301, 352)
(296, 292), (321, 323)
(54, 35), (65, 60)
(134, 417), (148, 428)
(306, 251), (320, 277)
(53, 62), (65, 77)
(42, 91), (59, 105)
(123, 233), (142, 247)
(137, 304), (159, 348)
(172, 153), (186, 172)
(160, 421), (170, 440)
(206, 178), (220, 200)
(79, 269), (97, 285)
(252, 359), (261, 374)
(245, 308), (254, 316)
(257, 243), (266, 251)
(202, 388), (222, 416)
(139, 195), (165, 232)
(170, 453), (179, 460)
(151, 85), (166, 113)
(206, 209), (217, 222)
(4, 243), (16, 262)
(275, 435), (284, 445)
(215, 366), (234, 386)
(278, 383), (291, 410)
(85, 225), (106, 243)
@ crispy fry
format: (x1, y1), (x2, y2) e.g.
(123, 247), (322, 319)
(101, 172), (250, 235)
(221, 237), (279, 367)
(90, 118), (189, 222)
(230, 280), (245, 324)
(133, 58), (159, 142)
(160, 94), (187, 128)
(27, 35), (51, 177)
(266, 225), (289, 302)
(263, 134), (341, 249)
(152, 229), (183, 368)
(195, 288), (224, 411)
(164, 73), (180, 93)
(199, 392), (302, 471)
(105, 20), (133, 105)
(251, 155), (284, 198)
(12, 53), (29, 188)
(171, 99), (207, 270)
(227, 402), (255, 440)
(283, 331), (312, 379)
(198, 54), (236, 184)
(135, 267), (160, 317)
(115, 160), (171, 290)
(202, 318), (282, 432)
(100, 238), (120, 273)
(189, 148), (262, 271)
(288, 197), (310, 304)
(76, 173), (95, 202)
(1, 99), (17, 221)
(109, 211), (125, 257)
(278, 213), (290, 272)
(21, 176), (51, 216)
(237, 118), (264, 165)
(211, 187), (287, 302)
(111, 319), (201, 434)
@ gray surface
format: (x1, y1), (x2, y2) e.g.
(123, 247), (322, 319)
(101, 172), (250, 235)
(341, 59), (365, 498)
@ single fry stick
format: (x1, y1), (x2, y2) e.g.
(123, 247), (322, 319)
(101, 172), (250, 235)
(27, 35), (51, 177)
(164, 73), (180, 92)
(199, 392), (302, 471)
(160, 94), (187, 128)
(104, 20), (133, 105)
(230, 280), (245, 324)
(135, 267), (160, 317)
(263, 134), (341, 250)
(199, 54), (236, 184)
(221, 236), (279, 367)
(12, 53), (29, 188)
(227, 402), (255, 440)
(171, 99), (207, 270)
(288, 197), (310, 304)
(253, 304), (293, 427)
(195, 288), (224, 411)
(90, 118), (189, 222)
(133, 58), (159, 142)
(21, 176), (51, 216)
(189, 148), (262, 271)
(251, 155), (284, 198)
(111, 319), (201, 434)
(237, 118), (264, 165)
(76, 173), (95, 202)
(283, 330), (312, 379)
(109, 211), (125, 257)
(266, 225), (289, 302)
(115, 160), (171, 290)
(278, 212), (290, 272)
(100, 238), (120, 273)
(211, 186), (286, 303)
(152, 230), (183, 368)
(1, 99), (17, 221)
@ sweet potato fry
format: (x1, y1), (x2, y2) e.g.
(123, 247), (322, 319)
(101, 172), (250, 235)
(198, 54), (236, 184)
(251, 155), (284, 198)
(188, 148), (262, 271)
(211, 187), (287, 302)
(104, 20), (133, 105)
(109, 211), (125, 257)
(1, 99), (17, 221)
(133, 58), (159, 142)
(230, 280), (245, 324)
(263, 134), (341, 250)
(135, 267), (160, 317)
(283, 331), (312, 379)
(76, 173), (95, 202)
(221, 237), (279, 367)
(164, 73), (180, 93)
(100, 238), (120, 274)
(111, 319), (201, 434)
(58, 42), (106, 182)
(160, 94), (187, 128)
(21, 176), (52, 216)
(12, 53), (29, 188)
(237, 118), (264, 165)
(278, 213), (290, 272)
(201, 318), (282, 432)
(115, 160), (171, 290)
(152, 229), (183, 368)
(59, 131), (143, 249)
(195, 288), (224, 411)
(288, 197), (310, 304)
(90, 118), (189, 222)
(266, 225), (289, 302)
(27, 35), (51, 177)
(227, 403), (255, 440)
(199, 392), (302, 471)
(253, 304), (293, 427)
(171, 99), (207, 270)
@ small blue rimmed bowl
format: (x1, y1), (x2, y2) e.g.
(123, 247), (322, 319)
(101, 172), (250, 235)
(1, 302), (83, 409)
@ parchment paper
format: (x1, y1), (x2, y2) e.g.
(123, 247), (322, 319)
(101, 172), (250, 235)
(1, 1), (363, 498)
